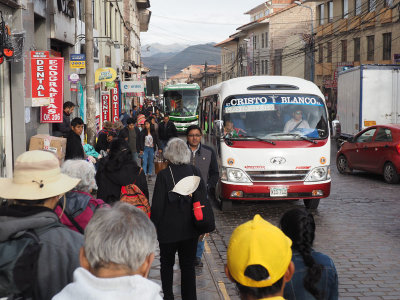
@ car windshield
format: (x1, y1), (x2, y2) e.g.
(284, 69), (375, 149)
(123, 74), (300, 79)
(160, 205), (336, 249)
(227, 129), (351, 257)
(164, 89), (199, 116)
(222, 94), (329, 140)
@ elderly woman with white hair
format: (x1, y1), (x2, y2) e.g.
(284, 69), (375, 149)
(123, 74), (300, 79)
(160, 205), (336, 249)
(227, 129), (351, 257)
(151, 138), (211, 300)
(54, 159), (108, 234)
(53, 203), (162, 300)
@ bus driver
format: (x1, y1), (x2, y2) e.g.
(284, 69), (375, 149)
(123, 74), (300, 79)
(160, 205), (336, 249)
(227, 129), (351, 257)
(284, 110), (310, 133)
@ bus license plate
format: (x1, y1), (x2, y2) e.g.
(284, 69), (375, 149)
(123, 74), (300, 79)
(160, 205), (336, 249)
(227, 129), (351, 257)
(270, 187), (288, 197)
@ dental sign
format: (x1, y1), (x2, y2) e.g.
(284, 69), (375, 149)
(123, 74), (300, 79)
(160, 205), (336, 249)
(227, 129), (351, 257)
(101, 91), (111, 123)
(31, 51), (50, 106)
(224, 94), (323, 113)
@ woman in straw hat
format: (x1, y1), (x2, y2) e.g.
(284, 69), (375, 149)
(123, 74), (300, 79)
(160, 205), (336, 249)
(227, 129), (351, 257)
(0, 150), (83, 300)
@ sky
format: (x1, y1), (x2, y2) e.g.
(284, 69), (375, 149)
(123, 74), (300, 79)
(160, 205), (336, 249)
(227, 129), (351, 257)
(141, 0), (266, 45)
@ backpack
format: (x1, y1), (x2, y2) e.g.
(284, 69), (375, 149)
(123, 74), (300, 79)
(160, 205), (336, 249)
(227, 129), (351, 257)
(120, 169), (151, 217)
(0, 223), (59, 299)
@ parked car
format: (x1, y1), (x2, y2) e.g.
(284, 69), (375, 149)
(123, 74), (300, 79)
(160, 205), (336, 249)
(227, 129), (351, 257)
(336, 124), (400, 184)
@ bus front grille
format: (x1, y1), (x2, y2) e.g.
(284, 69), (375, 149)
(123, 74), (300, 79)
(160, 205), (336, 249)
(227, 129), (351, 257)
(246, 170), (309, 182)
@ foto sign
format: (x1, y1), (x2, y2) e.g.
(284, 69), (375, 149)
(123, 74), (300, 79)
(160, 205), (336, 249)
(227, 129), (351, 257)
(70, 53), (86, 69)
(40, 57), (64, 123)
(111, 86), (119, 122)
(121, 81), (145, 93)
(101, 91), (111, 123)
(31, 51), (50, 106)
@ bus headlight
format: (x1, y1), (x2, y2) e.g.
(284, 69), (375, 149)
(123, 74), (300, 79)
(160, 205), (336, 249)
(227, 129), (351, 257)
(221, 167), (251, 183)
(305, 166), (330, 182)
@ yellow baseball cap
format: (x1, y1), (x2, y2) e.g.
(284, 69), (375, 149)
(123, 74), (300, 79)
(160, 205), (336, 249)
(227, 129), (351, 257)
(227, 214), (292, 287)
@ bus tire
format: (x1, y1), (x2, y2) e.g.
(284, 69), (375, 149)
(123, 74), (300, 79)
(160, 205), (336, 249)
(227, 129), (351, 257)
(220, 199), (233, 211)
(303, 198), (320, 209)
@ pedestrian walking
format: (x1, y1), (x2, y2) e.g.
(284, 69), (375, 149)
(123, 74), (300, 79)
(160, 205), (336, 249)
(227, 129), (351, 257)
(96, 138), (148, 204)
(52, 101), (75, 137)
(65, 117), (85, 160)
(280, 208), (339, 300)
(95, 130), (116, 154)
(186, 125), (219, 269)
(119, 109), (130, 126)
(53, 203), (162, 300)
(158, 115), (178, 150)
(0, 150), (83, 300)
(225, 214), (294, 300)
(139, 119), (162, 181)
(151, 138), (211, 300)
(151, 115), (159, 132)
(54, 159), (109, 233)
(112, 120), (124, 135)
(119, 117), (141, 165)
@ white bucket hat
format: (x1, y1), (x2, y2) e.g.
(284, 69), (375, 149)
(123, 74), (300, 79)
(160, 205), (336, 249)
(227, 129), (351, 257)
(171, 175), (201, 196)
(0, 150), (80, 200)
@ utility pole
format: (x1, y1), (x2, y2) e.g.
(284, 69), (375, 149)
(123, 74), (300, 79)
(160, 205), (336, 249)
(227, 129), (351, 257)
(85, 0), (96, 145)
(203, 61), (208, 89)
(164, 64), (167, 82)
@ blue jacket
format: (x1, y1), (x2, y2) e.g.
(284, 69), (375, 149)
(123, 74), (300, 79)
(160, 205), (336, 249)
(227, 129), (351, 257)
(284, 250), (338, 300)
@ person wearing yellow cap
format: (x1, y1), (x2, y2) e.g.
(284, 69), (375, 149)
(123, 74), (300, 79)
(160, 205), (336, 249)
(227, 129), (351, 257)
(225, 214), (295, 300)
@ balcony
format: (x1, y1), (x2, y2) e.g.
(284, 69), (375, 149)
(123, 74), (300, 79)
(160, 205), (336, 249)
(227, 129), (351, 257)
(362, 11), (376, 28)
(336, 19), (348, 33)
(380, 8), (392, 24)
(322, 63), (332, 76)
(316, 25), (324, 37)
(323, 23), (333, 35)
(316, 63), (323, 76)
(348, 16), (361, 30)
(139, 9), (151, 32)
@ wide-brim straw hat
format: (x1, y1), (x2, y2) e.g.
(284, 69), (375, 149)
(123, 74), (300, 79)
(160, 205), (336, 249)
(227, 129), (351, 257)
(0, 150), (80, 200)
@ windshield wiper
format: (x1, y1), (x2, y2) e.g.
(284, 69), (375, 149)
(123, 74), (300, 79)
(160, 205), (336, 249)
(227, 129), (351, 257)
(233, 135), (276, 145)
(272, 133), (317, 144)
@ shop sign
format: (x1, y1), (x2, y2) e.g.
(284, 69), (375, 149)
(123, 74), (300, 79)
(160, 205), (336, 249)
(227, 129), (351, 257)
(31, 51), (50, 106)
(40, 57), (64, 123)
(101, 91), (111, 123)
(95, 67), (117, 83)
(111, 86), (119, 122)
(70, 54), (86, 69)
(68, 73), (80, 83)
(121, 81), (145, 93)
(105, 81), (116, 88)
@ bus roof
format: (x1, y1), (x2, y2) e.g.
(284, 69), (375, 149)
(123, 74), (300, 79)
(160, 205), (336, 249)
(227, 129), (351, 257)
(201, 76), (323, 99)
(164, 83), (200, 91)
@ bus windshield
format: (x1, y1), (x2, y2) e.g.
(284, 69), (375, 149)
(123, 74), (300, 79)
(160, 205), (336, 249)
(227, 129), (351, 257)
(222, 94), (329, 140)
(164, 90), (200, 117)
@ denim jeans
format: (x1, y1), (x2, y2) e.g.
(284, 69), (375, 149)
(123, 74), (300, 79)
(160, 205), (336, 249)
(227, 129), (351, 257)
(196, 240), (205, 259)
(142, 146), (155, 175)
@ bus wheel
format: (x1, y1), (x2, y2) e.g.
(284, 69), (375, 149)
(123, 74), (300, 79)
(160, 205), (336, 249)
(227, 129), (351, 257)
(303, 199), (320, 209)
(220, 199), (233, 211)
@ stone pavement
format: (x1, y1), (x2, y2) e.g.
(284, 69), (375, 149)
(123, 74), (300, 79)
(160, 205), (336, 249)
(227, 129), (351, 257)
(146, 173), (237, 300)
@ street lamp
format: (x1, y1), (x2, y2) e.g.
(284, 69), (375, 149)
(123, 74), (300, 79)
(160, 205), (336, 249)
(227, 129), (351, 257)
(295, 0), (314, 82)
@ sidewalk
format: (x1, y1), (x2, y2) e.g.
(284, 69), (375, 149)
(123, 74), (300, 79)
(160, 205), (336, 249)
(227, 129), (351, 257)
(146, 174), (234, 300)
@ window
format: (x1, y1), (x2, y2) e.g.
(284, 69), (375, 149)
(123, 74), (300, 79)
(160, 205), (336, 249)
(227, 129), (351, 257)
(261, 60), (265, 74)
(262, 33), (265, 48)
(253, 35), (257, 50)
(342, 0), (349, 18)
(319, 44), (323, 63)
(355, 128), (376, 143)
(354, 38), (360, 61)
(368, 0), (376, 11)
(383, 33), (392, 60)
(341, 40), (347, 62)
(367, 35), (374, 61)
(318, 4), (325, 25)
(265, 32), (268, 48)
(328, 1), (333, 22)
(374, 128), (392, 142)
(354, 0), (362, 15)
(386, 0), (393, 7)
(327, 42), (332, 62)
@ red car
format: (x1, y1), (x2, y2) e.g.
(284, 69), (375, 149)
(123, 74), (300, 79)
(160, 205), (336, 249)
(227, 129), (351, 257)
(336, 124), (400, 183)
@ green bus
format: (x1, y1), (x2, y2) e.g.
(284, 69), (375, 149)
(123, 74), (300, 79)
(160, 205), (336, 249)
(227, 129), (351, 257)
(162, 83), (200, 132)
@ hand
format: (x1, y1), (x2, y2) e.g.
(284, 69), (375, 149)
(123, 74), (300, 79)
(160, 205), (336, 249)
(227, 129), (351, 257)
(158, 149), (162, 153)
(87, 156), (96, 164)
(97, 154), (103, 159)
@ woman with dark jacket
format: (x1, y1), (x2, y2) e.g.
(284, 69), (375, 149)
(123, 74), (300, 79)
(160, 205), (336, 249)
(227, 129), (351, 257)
(280, 208), (338, 300)
(139, 118), (162, 180)
(151, 138), (210, 300)
(95, 138), (148, 204)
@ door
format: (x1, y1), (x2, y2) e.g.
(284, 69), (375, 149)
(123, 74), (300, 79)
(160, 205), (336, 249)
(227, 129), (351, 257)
(348, 128), (377, 169)
(371, 127), (393, 173)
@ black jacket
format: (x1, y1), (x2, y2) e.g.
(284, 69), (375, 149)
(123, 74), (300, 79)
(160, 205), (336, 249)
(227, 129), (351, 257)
(65, 130), (85, 160)
(189, 143), (219, 190)
(158, 121), (178, 141)
(138, 129), (161, 151)
(151, 164), (207, 243)
(52, 111), (71, 138)
(95, 132), (110, 153)
(95, 160), (149, 204)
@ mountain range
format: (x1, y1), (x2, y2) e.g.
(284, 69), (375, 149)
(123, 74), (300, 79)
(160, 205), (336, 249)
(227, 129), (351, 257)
(141, 43), (221, 79)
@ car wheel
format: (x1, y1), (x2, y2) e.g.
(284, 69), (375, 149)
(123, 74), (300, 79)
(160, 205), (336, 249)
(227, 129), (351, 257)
(337, 155), (351, 174)
(383, 162), (399, 184)
(303, 199), (320, 209)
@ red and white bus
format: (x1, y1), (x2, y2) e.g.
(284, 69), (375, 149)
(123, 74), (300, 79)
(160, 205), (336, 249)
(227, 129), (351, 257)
(200, 76), (331, 210)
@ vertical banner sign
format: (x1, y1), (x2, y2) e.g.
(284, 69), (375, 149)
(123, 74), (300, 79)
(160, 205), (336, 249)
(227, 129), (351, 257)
(101, 91), (111, 123)
(31, 51), (50, 106)
(111, 86), (119, 122)
(40, 57), (64, 123)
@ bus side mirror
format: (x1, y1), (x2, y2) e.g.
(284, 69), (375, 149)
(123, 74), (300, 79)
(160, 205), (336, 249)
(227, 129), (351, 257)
(331, 120), (341, 138)
(213, 120), (224, 138)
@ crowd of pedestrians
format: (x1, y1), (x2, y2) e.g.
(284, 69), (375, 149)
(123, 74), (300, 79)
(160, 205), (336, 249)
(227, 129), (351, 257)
(0, 101), (339, 300)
